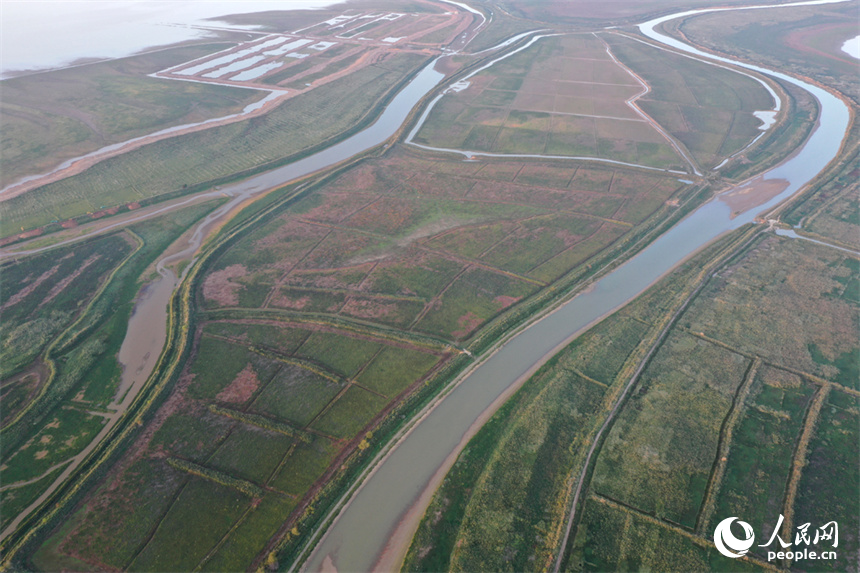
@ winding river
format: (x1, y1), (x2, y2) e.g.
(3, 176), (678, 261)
(2, 0), (849, 561)
(298, 1), (851, 571)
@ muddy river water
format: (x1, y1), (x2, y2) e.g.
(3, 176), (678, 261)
(299, 1), (851, 571)
(17, 0), (844, 562)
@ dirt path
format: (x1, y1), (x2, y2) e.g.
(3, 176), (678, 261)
(596, 32), (703, 176)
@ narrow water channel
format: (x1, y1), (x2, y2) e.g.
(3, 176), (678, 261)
(299, 1), (851, 571)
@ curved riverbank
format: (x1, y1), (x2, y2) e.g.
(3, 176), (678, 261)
(298, 2), (851, 572)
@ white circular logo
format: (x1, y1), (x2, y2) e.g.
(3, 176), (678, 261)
(714, 517), (755, 558)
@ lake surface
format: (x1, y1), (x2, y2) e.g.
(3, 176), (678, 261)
(0, 0), (333, 79)
(843, 34), (860, 59)
(299, 2), (851, 571)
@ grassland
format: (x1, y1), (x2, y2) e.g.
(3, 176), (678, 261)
(0, 233), (133, 381)
(2, 51), (428, 235)
(414, 34), (689, 171)
(405, 223), (858, 573)
(0, 42), (261, 189)
(677, 2), (860, 107)
(29, 139), (701, 570)
(604, 33), (777, 172)
(0, 201), (222, 540)
(404, 225), (759, 572)
(572, 233), (858, 570)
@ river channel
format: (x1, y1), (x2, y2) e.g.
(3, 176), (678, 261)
(299, 1), (851, 571)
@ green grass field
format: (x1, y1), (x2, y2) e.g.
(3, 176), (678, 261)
(708, 366), (814, 541)
(3, 52), (428, 234)
(1, 42), (261, 188)
(0, 201), (222, 545)
(31, 133), (697, 569)
(604, 33), (774, 171)
(413, 34), (687, 170)
(0, 233), (133, 379)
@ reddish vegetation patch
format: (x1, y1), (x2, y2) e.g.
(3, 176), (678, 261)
(270, 292), (312, 310)
(0, 264), (60, 311)
(90, 206), (120, 219)
(340, 297), (397, 320)
(494, 295), (521, 309)
(216, 364), (260, 404)
(555, 228), (584, 248)
(783, 22), (857, 65)
(344, 197), (416, 235)
(433, 55), (464, 75)
(302, 192), (376, 223)
(452, 311), (484, 339)
(253, 218), (328, 252)
(37, 254), (101, 310)
(325, 164), (391, 193)
(285, 262), (375, 290)
(202, 264), (248, 306)
(299, 231), (382, 269)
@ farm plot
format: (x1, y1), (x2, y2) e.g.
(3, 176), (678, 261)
(412, 34), (687, 171)
(707, 365), (815, 545)
(591, 330), (752, 528)
(683, 235), (859, 388)
(33, 315), (446, 570)
(576, 235), (858, 567)
(793, 390), (859, 573)
(568, 497), (759, 572)
(200, 148), (686, 339)
(603, 33), (776, 171)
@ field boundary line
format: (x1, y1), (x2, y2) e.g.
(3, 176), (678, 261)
(193, 504), (257, 572)
(695, 356), (760, 533)
(595, 32), (702, 176)
(569, 368), (610, 389)
(552, 226), (764, 572)
(450, 196), (635, 226)
(525, 222), (615, 276)
(248, 346), (344, 387)
(202, 310), (459, 353)
(591, 493), (781, 571)
(263, 229), (333, 308)
(780, 383), (830, 567)
(417, 245), (547, 286)
(682, 328), (757, 360)
(756, 359), (860, 397)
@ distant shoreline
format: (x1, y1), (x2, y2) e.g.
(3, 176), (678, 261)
(0, 0), (335, 80)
